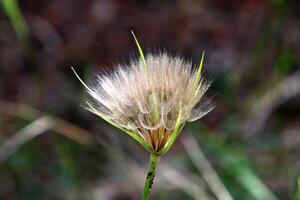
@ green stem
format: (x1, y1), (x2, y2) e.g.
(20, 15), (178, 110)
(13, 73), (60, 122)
(142, 154), (160, 200)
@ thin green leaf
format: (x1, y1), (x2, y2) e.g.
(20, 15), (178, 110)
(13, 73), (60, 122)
(131, 31), (147, 70)
(71, 67), (94, 94)
(195, 51), (205, 85)
(86, 102), (152, 152)
(159, 102), (184, 155)
(86, 101), (123, 131)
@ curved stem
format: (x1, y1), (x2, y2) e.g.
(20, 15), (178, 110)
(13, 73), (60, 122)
(142, 154), (160, 200)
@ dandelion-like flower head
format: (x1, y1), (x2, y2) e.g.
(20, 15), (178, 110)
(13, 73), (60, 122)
(73, 36), (213, 155)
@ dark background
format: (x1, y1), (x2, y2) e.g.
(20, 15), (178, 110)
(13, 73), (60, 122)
(1, 0), (300, 199)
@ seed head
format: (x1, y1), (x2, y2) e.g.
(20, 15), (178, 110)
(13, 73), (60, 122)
(73, 40), (213, 155)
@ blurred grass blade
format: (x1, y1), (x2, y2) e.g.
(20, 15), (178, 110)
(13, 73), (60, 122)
(298, 177), (300, 200)
(1, 0), (29, 42)
(0, 116), (52, 163)
(188, 123), (279, 200)
(0, 100), (93, 147)
(244, 69), (300, 137)
(160, 164), (212, 200)
(182, 133), (234, 200)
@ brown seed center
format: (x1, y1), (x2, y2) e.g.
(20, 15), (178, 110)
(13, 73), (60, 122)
(141, 127), (172, 151)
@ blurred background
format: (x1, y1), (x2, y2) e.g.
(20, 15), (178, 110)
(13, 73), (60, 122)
(0, 0), (300, 199)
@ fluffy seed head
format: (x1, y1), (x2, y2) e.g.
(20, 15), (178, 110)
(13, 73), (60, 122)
(78, 52), (213, 154)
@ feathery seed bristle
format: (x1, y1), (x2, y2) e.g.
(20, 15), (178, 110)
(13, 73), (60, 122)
(85, 53), (213, 152)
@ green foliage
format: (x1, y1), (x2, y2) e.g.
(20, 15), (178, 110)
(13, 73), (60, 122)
(275, 49), (295, 75)
(188, 123), (279, 200)
(298, 177), (300, 200)
(1, 0), (28, 42)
